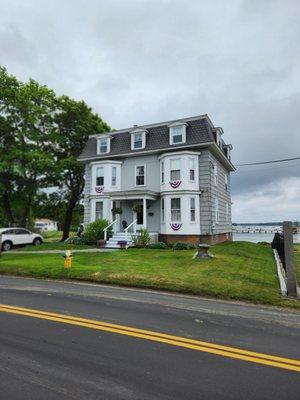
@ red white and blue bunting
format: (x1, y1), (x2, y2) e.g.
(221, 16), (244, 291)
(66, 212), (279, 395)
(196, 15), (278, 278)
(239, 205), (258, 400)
(170, 223), (182, 231)
(95, 186), (104, 194)
(169, 180), (182, 189)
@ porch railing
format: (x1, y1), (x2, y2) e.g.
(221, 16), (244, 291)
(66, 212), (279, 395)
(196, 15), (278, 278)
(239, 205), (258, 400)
(104, 220), (117, 241)
(124, 219), (137, 242)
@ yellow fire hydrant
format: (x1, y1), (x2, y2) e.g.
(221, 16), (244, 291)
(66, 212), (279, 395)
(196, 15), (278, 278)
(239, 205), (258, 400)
(64, 250), (72, 269)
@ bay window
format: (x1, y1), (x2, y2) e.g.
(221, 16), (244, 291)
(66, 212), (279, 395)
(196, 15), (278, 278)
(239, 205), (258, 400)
(95, 201), (103, 220)
(161, 161), (164, 183)
(189, 158), (195, 181)
(171, 198), (181, 221)
(111, 166), (117, 186)
(161, 198), (165, 222)
(96, 167), (104, 186)
(190, 197), (196, 222)
(170, 159), (181, 181)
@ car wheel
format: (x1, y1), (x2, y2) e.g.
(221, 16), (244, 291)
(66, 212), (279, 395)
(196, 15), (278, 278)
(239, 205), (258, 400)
(33, 238), (42, 246)
(2, 241), (12, 251)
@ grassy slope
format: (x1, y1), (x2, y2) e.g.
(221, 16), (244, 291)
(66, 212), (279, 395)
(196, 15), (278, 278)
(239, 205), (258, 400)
(0, 241), (299, 308)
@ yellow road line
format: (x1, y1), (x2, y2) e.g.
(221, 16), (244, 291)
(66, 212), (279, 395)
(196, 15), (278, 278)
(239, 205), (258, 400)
(0, 303), (299, 372)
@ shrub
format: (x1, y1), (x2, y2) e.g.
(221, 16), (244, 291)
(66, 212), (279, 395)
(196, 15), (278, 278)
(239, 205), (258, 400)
(147, 242), (168, 249)
(173, 242), (197, 250)
(132, 228), (151, 247)
(81, 219), (110, 245)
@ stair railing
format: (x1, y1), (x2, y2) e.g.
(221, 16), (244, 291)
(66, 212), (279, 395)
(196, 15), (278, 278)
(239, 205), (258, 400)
(104, 220), (117, 241)
(124, 219), (137, 242)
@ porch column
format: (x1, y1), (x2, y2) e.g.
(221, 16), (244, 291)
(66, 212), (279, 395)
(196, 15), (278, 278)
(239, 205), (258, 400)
(143, 198), (147, 229)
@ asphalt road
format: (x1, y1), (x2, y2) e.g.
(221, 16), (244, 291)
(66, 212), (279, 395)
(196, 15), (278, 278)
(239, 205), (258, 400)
(0, 276), (299, 400)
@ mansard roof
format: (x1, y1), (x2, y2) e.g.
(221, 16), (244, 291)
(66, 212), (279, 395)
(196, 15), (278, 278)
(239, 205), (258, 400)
(79, 114), (234, 171)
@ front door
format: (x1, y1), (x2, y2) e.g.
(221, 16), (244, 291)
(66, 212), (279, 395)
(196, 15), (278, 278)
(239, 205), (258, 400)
(134, 205), (144, 231)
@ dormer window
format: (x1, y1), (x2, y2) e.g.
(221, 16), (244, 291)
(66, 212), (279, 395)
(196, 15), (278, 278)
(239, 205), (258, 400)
(130, 129), (147, 150)
(97, 135), (112, 154)
(169, 122), (187, 145)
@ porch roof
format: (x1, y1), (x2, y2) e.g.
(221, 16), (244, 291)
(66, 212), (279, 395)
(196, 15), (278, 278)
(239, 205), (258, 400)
(107, 190), (159, 201)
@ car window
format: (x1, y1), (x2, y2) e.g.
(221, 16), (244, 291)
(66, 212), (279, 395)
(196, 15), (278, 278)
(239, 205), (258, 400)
(2, 229), (15, 235)
(17, 229), (31, 234)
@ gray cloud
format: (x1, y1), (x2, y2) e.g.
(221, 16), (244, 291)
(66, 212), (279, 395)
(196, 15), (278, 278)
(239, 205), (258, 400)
(0, 0), (299, 222)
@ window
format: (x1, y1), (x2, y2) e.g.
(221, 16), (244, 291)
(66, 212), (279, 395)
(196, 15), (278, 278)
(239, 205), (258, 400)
(190, 197), (195, 222)
(95, 201), (103, 220)
(111, 166), (117, 186)
(170, 126), (183, 144)
(170, 159), (181, 181)
(161, 161), (164, 184)
(96, 167), (104, 186)
(171, 198), (181, 221)
(98, 138), (108, 154)
(161, 198), (165, 222)
(214, 197), (219, 223)
(214, 164), (218, 185)
(225, 173), (228, 192)
(189, 158), (195, 181)
(135, 165), (145, 186)
(134, 132), (143, 149)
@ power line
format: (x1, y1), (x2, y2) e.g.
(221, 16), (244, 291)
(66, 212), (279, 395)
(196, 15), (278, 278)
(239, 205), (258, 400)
(236, 156), (300, 167)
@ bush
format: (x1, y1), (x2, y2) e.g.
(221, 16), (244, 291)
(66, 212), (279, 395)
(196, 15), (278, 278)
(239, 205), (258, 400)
(173, 242), (197, 250)
(81, 219), (110, 245)
(132, 228), (151, 247)
(147, 242), (168, 249)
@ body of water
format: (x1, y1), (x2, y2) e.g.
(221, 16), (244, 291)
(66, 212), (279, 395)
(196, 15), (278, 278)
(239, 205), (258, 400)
(233, 232), (300, 244)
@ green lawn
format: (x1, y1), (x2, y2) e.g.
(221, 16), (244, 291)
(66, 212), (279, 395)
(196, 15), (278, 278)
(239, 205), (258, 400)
(16, 242), (95, 251)
(0, 241), (299, 309)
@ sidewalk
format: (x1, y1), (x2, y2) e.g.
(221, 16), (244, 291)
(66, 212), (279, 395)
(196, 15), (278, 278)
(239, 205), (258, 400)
(7, 248), (118, 254)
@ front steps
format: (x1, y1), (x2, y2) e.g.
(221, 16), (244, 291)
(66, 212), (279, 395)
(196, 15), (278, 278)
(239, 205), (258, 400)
(105, 231), (134, 249)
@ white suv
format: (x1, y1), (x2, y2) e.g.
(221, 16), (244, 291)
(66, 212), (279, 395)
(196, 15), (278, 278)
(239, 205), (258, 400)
(0, 228), (43, 251)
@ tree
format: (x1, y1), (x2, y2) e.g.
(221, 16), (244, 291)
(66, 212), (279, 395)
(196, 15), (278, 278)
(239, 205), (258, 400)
(0, 67), (56, 226)
(52, 96), (110, 240)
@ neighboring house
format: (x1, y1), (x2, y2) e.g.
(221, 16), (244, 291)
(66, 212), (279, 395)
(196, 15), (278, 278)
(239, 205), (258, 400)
(79, 114), (235, 245)
(34, 219), (58, 232)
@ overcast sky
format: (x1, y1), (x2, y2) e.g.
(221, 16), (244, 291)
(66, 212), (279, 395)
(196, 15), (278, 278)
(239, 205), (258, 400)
(1, 0), (299, 222)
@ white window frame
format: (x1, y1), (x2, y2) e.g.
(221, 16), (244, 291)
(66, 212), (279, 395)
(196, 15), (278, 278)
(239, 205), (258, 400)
(161, 161), (165, 184)
(95, 201), (104, 220)
(214, 164), (218, 186)
(169, 125), (186, 145)
(189, 158), (195, 182)
(97, 137), (110, 154)
(170, 158), (181, 181)
(131, 131), (146, 150)
(161, 198), (165, 223)
(225, 173), (228, 192)
(170, 197), (181, 222)
(111, 166), (117, 187)
(190, 197), (196, 222)
(96, 166), (104, 186)
(135, 165), (146, 187)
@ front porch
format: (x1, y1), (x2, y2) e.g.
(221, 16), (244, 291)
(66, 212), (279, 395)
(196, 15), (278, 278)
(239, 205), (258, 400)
(104, 191), (160, 248)
(108, 190), (160, 233)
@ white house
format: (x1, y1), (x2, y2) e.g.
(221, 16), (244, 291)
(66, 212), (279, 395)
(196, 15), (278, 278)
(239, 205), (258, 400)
(34, 219), (58, 232)
(79, 114), (235, 247)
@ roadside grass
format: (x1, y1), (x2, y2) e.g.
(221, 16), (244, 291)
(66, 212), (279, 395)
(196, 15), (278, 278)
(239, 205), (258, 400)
(0, 241), (299, 309)
(42, 230), (65, 242)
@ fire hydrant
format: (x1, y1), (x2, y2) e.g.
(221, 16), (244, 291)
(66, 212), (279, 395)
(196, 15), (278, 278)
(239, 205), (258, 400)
(63, 250), (72, 269)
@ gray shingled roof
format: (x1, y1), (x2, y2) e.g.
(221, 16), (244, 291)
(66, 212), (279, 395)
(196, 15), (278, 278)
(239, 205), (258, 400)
(79, 116), (215, 160)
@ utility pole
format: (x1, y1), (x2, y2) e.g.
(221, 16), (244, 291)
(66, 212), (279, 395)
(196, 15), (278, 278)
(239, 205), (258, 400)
(283, 221), (297, 297)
